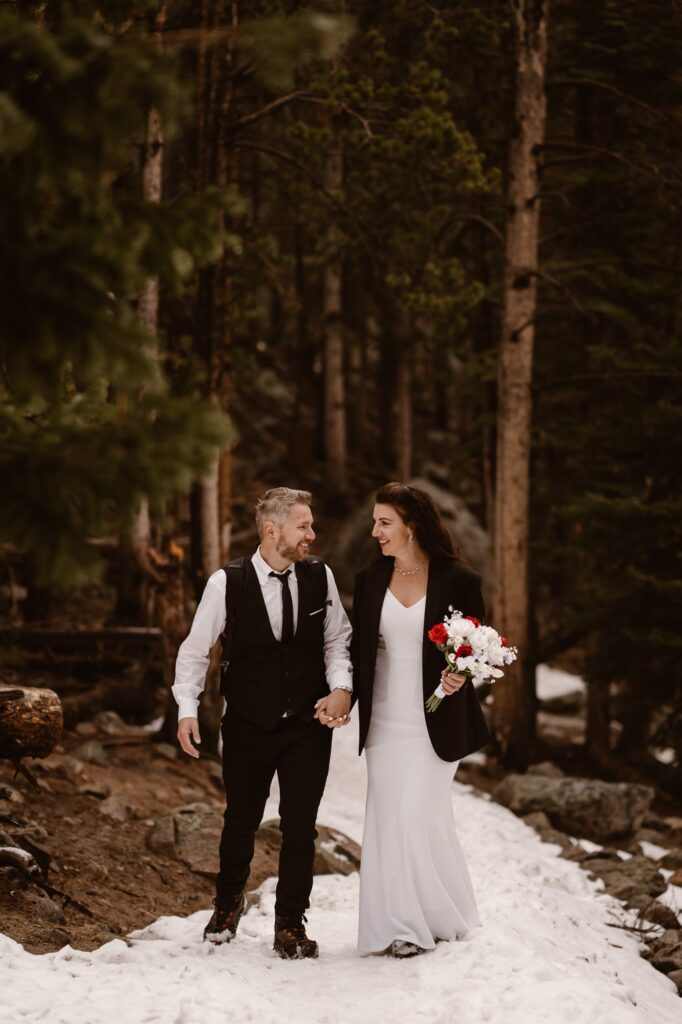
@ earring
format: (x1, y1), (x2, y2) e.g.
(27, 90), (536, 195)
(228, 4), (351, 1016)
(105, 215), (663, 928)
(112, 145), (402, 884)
(409, 531), (414, 543)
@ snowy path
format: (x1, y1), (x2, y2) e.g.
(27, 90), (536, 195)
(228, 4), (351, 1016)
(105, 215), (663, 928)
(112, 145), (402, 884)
(1, 716), (680, 1024)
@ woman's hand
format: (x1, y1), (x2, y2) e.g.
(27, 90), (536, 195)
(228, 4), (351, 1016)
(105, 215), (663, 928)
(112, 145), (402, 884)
(440, 670), (467, 695)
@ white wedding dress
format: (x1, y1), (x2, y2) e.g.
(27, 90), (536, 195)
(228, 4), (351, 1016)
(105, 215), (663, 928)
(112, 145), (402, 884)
(358, 588), (481, 954)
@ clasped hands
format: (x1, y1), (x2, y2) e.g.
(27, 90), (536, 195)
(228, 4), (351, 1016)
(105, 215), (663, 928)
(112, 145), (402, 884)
(314, 688), (352, 728)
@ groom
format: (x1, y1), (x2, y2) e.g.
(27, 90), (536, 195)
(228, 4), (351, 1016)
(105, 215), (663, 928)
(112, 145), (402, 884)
(174, 487), (352, 959)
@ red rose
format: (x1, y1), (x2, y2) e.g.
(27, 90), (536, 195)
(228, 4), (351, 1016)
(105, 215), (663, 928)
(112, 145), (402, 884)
(455, 644), (473, 658)
(501, 637), (508, 648)
(465, 616), (481, 627)
(428, 623), (448, 645)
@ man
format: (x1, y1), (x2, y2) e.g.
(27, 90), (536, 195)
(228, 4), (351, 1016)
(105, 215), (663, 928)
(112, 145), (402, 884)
(174, 487), (352, 959)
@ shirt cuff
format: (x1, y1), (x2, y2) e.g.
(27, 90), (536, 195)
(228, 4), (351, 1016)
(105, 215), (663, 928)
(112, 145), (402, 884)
(177, 698), (200, 720)
(328, 677), (353, 694)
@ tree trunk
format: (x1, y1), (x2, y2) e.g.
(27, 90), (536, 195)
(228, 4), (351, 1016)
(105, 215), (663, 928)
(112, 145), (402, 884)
(185, 0), (240, 752)
(193, 0), (237, 584)
(114, 7), (166, 626)
(324, 147), (347, 497)
(395, 322), (413, 482)
(490, 0), (549, 770)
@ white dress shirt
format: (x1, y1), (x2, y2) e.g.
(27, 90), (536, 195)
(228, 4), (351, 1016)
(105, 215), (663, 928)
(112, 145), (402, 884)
(172, 547), (353, 720)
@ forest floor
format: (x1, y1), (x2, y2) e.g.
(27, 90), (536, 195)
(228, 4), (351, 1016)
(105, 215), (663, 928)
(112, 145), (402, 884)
(0, 724), (283, 955)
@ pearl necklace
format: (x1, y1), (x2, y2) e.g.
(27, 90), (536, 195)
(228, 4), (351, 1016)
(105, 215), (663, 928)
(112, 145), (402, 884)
(393, 560), (426, 577)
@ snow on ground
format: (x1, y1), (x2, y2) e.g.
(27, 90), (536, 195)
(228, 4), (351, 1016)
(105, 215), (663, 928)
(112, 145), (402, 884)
(536, 664), (585, 701)
(1, 712), (680, 1024)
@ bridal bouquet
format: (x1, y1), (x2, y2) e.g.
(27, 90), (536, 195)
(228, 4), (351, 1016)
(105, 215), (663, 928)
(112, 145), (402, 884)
(425, 610), (517, 712)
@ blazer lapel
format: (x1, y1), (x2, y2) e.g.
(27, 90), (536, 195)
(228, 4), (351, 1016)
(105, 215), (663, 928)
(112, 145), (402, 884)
(364, 557), (394, 691)
(422, 559), (448, 696)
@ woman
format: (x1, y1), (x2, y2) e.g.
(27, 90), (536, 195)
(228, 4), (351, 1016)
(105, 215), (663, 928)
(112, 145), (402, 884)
(352, 482), (490, 957)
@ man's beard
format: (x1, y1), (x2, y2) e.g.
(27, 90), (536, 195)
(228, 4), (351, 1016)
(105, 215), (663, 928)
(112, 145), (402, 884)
(276, 539), (308, 562)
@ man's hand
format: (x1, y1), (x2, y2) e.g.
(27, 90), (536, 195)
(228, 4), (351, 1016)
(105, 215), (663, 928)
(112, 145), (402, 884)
(177, 716), (201, 758)
(314, 689), (351, 728)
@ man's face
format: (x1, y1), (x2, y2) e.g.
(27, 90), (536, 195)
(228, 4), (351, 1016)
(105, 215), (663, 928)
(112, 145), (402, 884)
(274, 504), (316, 563)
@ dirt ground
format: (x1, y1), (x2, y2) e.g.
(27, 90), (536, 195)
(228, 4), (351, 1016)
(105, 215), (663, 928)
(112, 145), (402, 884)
(0, 724), (283, 955)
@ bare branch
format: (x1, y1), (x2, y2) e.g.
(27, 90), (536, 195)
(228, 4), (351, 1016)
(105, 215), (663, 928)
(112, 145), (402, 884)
(226, 91), (309, 131)
(233, 139), (382, 267)
(549, 77), (682, 133)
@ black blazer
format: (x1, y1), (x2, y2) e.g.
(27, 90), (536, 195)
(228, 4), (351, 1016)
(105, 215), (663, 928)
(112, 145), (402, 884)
(351, 556), (491, 763)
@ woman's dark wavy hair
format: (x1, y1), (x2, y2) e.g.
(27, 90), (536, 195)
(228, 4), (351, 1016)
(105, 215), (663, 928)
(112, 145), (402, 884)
(375, 482), (460, 561)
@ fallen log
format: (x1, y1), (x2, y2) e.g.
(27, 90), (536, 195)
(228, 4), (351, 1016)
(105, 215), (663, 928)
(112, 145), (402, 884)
(0, 686), (63, 761)
(0, 845), (42, 878)
(0, 627), (164, 657)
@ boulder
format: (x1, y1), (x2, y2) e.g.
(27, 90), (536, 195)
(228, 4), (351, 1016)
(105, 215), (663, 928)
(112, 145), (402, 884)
(331, 479), (490, 593)
(582, 855), (667, 903)
(258, 820), (361, 877)
(98, 794), (131, 822)
(668, 969), (682, 994)
(644, 931), (682, 974)
(73, 740), (107, 766)
(492, 773), (654, 843)
(661, 849), (682, 871)
(527, 762), (566, 779)
(632, 899), (680, 931)
(146, 808), (361, 883)
(146, 803), (223, 876)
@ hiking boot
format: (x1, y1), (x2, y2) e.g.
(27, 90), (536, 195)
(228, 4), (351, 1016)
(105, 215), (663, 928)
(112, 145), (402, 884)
(203, 894), (245, 944)
(273, 913), (319, 959)
(391, 939), (427, 958)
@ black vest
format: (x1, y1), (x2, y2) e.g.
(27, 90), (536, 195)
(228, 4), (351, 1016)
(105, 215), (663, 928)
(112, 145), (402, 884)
(220, 557), (329, 730)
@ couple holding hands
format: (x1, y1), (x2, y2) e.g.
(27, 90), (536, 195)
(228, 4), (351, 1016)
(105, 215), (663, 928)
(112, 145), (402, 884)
(174, 483), (490, 960)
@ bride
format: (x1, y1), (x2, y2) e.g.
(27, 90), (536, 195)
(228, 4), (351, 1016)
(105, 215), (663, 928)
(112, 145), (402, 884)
(351, 482), (490, 957)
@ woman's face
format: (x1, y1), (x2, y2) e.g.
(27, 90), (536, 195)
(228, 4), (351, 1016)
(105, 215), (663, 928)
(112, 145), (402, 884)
(371, 503), (411, 559)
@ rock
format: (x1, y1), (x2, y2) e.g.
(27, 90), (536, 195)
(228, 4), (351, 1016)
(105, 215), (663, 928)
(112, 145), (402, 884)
(78, 781), (112, 799)
(60, 756), (87, 781)
(645, 931), (682, 974)
(26, 891), (65, 924)
(620, 827), (672, 856)
(74, 722), (97, 738)
(147, 803), (223, 876)
(0, 784), (24, 804)
(521, 811), (553, 830)
(527, 762), (565, 779)
(98, 795), (131, 822)
(258, 820), (361, 877)
(73, 740), (107, 766)
(639, 901), (681, 930)
(642, 815), (673, 833)
(332, 480), (490, 592)
(492, 773), (654, 843)
(668, 968), (682, 994)
(146, 814), (177, 859)
(670, 868), (682, 887)
(92, 711), (128, 734)
(41, 927), (71, 949)
(661, 849), (682, 871)
(153, 742), (177, 762)
(583, 855), (667, 902)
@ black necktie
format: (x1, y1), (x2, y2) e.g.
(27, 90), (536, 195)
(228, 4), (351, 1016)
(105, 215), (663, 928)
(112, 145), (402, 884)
(269, 570), (294, 644)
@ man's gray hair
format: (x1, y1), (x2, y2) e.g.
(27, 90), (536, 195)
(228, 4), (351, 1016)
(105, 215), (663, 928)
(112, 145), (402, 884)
(255, 487), (313, 538)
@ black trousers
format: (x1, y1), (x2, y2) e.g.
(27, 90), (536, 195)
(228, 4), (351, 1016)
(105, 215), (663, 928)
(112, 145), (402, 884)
(217, 709), (333, 917)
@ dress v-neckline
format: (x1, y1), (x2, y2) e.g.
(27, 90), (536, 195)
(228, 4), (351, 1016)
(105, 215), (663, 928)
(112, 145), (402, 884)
(386, 587), (426, 611)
